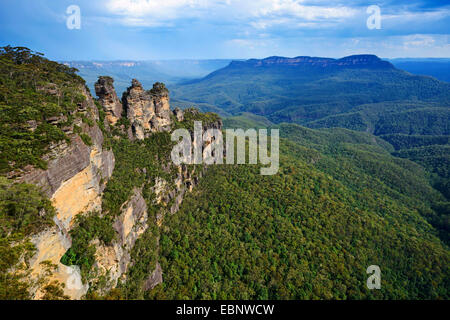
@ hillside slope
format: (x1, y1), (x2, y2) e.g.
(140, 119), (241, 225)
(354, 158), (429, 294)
(174, 55), (450, 203)
(148, 124), (449, 299)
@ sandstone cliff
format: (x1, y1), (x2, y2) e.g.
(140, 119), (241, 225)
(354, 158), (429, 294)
(93, 187), (149, 290)
(15, 85), (115, 299)
(83, 80), (222, 297)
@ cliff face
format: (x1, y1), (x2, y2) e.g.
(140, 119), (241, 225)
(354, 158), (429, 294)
(84, 79), (223, 297)
(93, 187), (149, 289)
(16, 85), (115, 299)
(18, 86), (115, 198)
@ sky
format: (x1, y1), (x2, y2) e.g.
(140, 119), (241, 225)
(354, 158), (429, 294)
(0, 0), (449, 60)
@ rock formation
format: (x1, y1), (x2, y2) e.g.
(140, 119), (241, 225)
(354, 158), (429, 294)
(95, 78), (188, 140)
(95, 76), (123, 125)
(89, 154), (213, 294)
(122, 80), (173, 139)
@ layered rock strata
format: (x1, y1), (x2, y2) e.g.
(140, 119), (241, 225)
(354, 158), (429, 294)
(17, 86), (115, 299)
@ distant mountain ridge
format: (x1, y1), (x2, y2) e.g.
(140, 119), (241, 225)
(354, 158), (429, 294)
(170, 53), (450, 117)
(229, 54), (394, 69)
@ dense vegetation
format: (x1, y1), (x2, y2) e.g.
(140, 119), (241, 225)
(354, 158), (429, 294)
(393, 145), (450, 201)
(60, 211), (115, 282)
(0, 46), (89, 174)
(148, 125), (449, 299)
(184, 58), (450, 220)
(101, 133), (176, 217)
(0, 177), (57, 299)
(173, 107), (222, 131)
(277, 124), (449, 245)
(223, 112), (274, 130)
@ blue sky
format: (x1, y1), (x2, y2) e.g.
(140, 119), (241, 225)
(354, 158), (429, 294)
(0, 0), (449, 60)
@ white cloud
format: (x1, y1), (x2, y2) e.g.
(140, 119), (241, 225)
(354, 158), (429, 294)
(403, 34), (436, 48)
(336, 34), (450, 58)
(254, 0), (356, 20)
(107, 0), (208, 17)
(105, 0), (357, 27)
(105, 0), (215, 26)
(101, 0), (450, 59)
(382, 8), (450, 21)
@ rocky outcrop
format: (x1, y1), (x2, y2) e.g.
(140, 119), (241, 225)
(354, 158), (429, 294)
(95, 76), (123, 125)
(17, 85), (115, 299)
(18, 86), (114, 197)
(143, 263), (162, 291)
(173, 107), (184, 122)
(169, 165), (199, 215)
(123, 80), (172, 139)
(93, 188), (148, 290)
